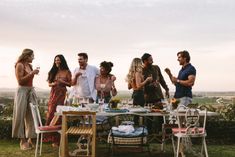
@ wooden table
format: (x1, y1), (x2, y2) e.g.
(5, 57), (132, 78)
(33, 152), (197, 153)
(51, 106), (218, 156)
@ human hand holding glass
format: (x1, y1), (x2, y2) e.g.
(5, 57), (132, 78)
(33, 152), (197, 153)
(34, 64), (40, 75)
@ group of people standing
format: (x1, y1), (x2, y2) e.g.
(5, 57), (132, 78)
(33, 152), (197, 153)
(12, 48), (196, 150)
(126, 51), (196, 132)
(126, 51), (196, 108)
(12, 49), (117, 149)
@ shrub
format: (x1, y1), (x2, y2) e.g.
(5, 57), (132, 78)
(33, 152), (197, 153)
(0, 119), (12, 139)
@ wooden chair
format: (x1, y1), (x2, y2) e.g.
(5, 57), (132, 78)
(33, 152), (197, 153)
(60, 111), (96, 157)
(105, 114), (150, 156)
(30, 103), (61, 157)
(171, 106), (208, 157)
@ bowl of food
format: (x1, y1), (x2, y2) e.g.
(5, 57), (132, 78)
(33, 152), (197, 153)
(87, 103), (99, 111)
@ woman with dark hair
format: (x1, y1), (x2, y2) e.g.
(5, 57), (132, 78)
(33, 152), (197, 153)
(12, 48), (39, 150)
(95, 61), (117, 103)
(44, 54), (71, 147)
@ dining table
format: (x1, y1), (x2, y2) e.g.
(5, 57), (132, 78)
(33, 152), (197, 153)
(51, 103), (218, 157)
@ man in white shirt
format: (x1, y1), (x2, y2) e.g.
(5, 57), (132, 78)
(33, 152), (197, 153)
(71, 53), (99, 102)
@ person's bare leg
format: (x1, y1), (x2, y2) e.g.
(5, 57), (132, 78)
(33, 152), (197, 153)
(28, 138), (35, 148)
(20, 138), (31, 150)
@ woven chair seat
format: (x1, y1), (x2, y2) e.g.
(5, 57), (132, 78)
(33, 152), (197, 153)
(107, 133), (147, 145)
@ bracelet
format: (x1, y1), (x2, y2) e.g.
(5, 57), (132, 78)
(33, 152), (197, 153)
(177, 79), (180, 83)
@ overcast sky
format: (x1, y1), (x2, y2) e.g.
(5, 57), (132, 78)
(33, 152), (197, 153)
(0, 0), (235, 92)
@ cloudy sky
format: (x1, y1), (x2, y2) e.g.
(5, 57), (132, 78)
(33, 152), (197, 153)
(0, 0), (234, 92)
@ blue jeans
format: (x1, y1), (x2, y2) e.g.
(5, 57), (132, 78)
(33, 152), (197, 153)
(179, 97), (192, 106)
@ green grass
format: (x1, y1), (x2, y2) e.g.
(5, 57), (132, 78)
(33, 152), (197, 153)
(1, 139), (235, 157)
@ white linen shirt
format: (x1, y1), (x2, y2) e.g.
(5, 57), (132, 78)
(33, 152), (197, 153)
(72, 65), (99, 101)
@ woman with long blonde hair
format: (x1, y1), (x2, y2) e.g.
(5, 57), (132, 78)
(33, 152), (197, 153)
(126, 58), (152, 106)
(12, 48), (39, 150)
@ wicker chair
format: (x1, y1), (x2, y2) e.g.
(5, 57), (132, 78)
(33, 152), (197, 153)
(104, 114), (150, 156)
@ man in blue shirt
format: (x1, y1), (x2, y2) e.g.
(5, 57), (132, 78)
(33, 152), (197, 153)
(165, 50), (196, 106)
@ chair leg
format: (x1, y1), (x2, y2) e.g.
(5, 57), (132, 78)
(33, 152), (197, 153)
(147, 144), (151, 156)
(40, 133), (43, 155)
(87, 136), (90, 156)
(161, 135), (165, 152)
(107, 143), (111, 156)
(35, 134), (39, 157)
(59, 132), (62, 157)
(161, 128), (165, 152)
(201, 137), (204, 156)
(176, 137), (181, 157)
(111, 144), (114, 157)
(171, 136), (176, 157)
(203, 137), (208, 157)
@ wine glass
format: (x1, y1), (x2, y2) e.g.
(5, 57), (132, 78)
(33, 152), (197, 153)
(34, 63), (40, 75)
(98, 98), (105, 112)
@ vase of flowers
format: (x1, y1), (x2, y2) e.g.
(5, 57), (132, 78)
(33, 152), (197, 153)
(171, 98), (180, 109)
(109, 97), (121, 109)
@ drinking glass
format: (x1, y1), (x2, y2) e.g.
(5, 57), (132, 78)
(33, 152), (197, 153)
(98, 98), (104, 112)
(128, 99), (133, 108)
(35, 64), (40, 75)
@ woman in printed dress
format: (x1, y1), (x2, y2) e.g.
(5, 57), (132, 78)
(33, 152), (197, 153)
(44, 54), (71, 147)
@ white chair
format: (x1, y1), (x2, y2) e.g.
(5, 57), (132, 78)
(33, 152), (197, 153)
(171, 106), (208, 157)
(30, 103), (61, 157)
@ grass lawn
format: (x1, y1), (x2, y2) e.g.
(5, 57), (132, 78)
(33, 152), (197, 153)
(1, 139), (235, 157)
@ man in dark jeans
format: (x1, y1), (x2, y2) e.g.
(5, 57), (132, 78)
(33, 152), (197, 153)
(141, 53), (169, 134)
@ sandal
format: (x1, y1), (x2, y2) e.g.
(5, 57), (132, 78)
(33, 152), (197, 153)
(52, 143), (59, 148)
(28, 139), (35, 148)
(20, 142), (32, 150)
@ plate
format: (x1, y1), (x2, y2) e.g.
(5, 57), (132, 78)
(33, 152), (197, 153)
(151, 109), (162, 113)
(178, 110), (186, 113)
(105, 109), (129, 113)
(129, 108), (148, 113)
(161, 110), (170, 114)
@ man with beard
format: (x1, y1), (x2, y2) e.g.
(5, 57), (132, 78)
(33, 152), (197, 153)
(141, 53), (169, 134)
(71, 52), (99, 103)
(141, 53), (169, 104)
(165, 50), (196, 106)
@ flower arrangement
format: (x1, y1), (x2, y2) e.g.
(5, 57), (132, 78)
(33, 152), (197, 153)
(109, 97), (121, 108)
(109, 97), (121, 104)
(171, 98), (180, 109)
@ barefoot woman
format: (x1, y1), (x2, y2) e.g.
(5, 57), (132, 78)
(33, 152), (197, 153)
(12, 49), (39, 150)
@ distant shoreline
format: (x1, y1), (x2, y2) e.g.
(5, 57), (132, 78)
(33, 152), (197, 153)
(0, 88), (234, 99)
(1, 88), (235, 93)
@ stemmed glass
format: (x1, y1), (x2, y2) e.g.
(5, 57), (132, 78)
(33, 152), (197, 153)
(98, 98), (105, 112)
(100, 83), (105, 101)
(34, 63), (40, 75)
(128, 99), (133, 108)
